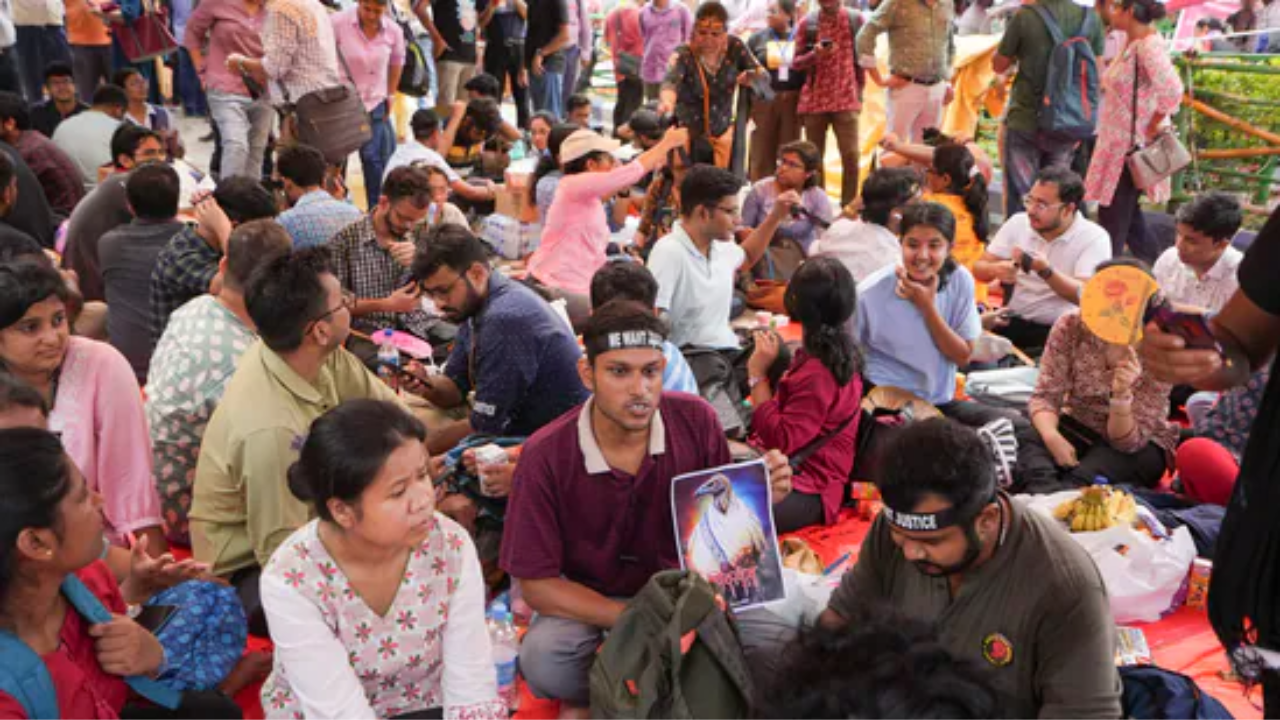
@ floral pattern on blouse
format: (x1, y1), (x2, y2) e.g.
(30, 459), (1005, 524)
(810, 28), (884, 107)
(1084, 34), (1183, 207)
(260, 516), (506, 720)
(664, 35), (763, 138)
(1028, 313), (1179, 464)
(1197, 368), (1272, 462)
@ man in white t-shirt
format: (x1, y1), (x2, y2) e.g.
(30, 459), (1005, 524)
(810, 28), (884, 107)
(383, 109), (495, 204)
(647, 164), (790, 350)
(1153, 192), (1244, 315)
(974, 166), (1111, 352)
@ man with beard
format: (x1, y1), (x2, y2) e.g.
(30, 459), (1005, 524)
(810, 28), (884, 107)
(818, 418), (1121, 718)
(501, 301), (793, 719)
(973, 166), (1110, 353)
(189, 246), (402, 636)
(410, 225), (589, 457)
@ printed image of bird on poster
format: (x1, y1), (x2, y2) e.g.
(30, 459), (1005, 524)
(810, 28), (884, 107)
(671, 459), (786, 610)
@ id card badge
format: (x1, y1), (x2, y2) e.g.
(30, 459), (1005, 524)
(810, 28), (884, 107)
(778, 63), (790, 82)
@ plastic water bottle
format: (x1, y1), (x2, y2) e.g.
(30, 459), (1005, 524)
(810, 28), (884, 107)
(488, 602), (519, 711)
(376, 329), (400, 392)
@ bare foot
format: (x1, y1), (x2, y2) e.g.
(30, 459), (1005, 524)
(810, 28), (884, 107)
(218, 650), (273, 696)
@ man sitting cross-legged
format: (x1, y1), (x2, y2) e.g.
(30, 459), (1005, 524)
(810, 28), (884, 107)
(501, 300), (794, 718)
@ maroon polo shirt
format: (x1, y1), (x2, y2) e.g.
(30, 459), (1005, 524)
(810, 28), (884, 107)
(500, 392), (730, 598)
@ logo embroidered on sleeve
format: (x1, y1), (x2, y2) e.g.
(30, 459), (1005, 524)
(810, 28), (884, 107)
(982, 632), (1014, 667)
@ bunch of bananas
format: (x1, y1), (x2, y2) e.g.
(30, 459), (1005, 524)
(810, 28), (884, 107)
(1053, 486), (1138, 532)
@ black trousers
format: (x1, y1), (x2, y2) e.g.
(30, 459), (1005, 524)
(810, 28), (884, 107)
(773, 490), (824, 534)
(483, 40), (530, 129)
(993, 315), (1054, 355)
(1014, 415), (1168, 494)
(613, 76), (644, 137)
(122, 691), (242, 718)
(230, 565), (269, 638)
(1098, 166), (1161, 264)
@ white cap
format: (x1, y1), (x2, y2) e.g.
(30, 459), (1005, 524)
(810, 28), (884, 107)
(559, 129), (622, 164)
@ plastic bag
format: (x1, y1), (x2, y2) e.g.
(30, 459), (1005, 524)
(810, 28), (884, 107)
(1025, 492), (1197, 623)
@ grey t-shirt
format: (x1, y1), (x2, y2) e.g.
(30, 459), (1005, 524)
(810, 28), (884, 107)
(827, 496), (1122, 719)
(99, 219), (188, 382)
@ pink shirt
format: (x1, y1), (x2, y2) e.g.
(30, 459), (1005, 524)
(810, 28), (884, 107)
(49, 337), (163, 544)
(528, 160), (645, 296)
(330, 7), (406, 111)
(184, 0), (268, 97)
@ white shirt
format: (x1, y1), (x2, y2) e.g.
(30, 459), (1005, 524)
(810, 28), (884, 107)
(12, 0), (61, 26)
(51, 110), (121, 190)
(987, 212), (1112, 325)
(648, 221), (746, 350)
(811, 218), (901, 283)
(1152, 245), (1242, 315)
(383, 139), (461, 184)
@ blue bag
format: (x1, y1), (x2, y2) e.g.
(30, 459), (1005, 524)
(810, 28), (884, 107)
(147, 581), (248, 692)
(1032, 4), (1102, 140)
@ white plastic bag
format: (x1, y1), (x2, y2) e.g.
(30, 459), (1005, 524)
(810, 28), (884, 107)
(1024, 492), (1197, 623)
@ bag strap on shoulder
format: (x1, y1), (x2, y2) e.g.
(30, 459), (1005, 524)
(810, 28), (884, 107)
(0, 632), (59, 719)
(1030, 4), (1065, 43)
(61, 576), (183, 712)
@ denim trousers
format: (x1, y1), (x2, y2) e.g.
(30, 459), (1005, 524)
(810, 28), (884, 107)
(16, 25), (72, 102)
(208, 88), (273, 179)
(1002, 128), (1079, 218)
(360, 103), (396, 207)
(529, 68), (564, 119)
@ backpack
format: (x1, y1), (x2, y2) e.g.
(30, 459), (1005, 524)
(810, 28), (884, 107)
(800, 9), (866, 97)
(1119, 666), (1233, 719)
(147, 581), (248, 692)
(589, 571), (755, 719)
(0, 574), (182, 719)
(1031, 4), (1101, 140)
(396, 12), (433, 98)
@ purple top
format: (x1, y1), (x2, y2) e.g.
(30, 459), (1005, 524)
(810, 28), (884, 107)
(184, 0), (268, 97)
(639, 1), (691, 84)
(331, 7), (406, 111)
(500, 393), (731, 598)
(741, 177), (834, 254)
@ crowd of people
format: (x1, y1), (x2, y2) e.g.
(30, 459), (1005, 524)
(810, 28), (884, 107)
(0, 0), (1278, 716)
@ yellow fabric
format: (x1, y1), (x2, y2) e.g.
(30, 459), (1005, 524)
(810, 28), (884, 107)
(821, 33), (1003, 199)
(190, 342), (403, 576)
(923, 192), (990, 304)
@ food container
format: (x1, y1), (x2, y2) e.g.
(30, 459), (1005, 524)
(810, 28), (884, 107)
(1186, 558), (1212, 610)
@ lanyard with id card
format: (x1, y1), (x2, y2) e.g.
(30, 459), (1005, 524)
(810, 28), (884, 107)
(765, 28), (797, 82)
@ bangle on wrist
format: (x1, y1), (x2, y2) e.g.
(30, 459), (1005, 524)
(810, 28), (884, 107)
(748, 375), (766, 390)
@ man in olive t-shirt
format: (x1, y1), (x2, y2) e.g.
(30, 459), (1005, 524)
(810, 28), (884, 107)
(993, 0), (1105, 218)
(818, 419), (1122, 719)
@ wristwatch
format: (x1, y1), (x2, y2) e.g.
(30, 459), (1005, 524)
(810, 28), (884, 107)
(1036, 266), (1054, 280)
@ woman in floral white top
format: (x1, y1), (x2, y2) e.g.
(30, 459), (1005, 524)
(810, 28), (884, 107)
(1084, 0), (1182, 263)
(260, 400), (505, 720)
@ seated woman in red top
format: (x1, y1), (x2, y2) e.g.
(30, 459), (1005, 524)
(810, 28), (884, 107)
(748, 256), (864, 532)
(0, 428), (239, 719)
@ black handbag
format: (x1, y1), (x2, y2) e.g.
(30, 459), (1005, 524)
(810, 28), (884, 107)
(288, 47), (372, 165)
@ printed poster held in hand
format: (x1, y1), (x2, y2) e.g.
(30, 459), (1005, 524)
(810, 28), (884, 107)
(670, 459), (786, 611)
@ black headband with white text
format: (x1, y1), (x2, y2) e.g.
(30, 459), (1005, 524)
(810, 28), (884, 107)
(585, 329), (666, 358)
(882, 491), (998, 533)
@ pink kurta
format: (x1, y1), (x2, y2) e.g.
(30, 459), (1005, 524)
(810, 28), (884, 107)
(49, 337), (163, 544)
(1084, 34), (1183, 207)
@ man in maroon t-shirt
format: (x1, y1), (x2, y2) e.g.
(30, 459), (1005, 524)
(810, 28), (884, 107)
(500, 301), (793, 716)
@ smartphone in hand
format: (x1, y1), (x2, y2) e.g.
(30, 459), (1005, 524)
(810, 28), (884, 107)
(1146, 300), (1223, 355)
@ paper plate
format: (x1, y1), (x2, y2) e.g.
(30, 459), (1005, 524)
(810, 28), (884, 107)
(1080, 266), (1160, 346)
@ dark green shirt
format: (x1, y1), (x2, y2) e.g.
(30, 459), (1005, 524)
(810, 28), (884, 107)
(827, 496), (1122, 719)
(997, 0), (1106, 134)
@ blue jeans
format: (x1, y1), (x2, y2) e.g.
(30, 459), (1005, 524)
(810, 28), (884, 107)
(1002, 128), (1079, 218)
(16, 25), (72, 102)
(561, 45), (580, 103)
(208, 89), (273, 179)
(360, 103), (396, 208)
(176, 48), (207, 116)
(529, 68), (564, 120)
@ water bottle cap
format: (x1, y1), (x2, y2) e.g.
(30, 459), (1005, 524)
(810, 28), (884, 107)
(1093, 475), (1110, 485)
(382, 328), (395, 339)
(490, 601), (509, 617)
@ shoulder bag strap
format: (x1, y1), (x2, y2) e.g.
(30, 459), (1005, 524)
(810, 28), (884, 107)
(1128, 45), (1141, 152)
(787, 402), (860, 470)
(693, 55), (712, 137)
(61, 576), (183, 712)
(336, 43), (358, 88)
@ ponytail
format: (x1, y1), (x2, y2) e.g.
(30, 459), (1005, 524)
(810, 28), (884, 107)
(932, 143), (989, 242)
(783, 257), (863, 387)
(962, 172), (990, 243)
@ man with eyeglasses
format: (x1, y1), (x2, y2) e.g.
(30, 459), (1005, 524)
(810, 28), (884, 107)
(190, 245), (405, 637)
(647, 164), (791, 351)
(974, 166), (1111, 353)
(330, 165), (453, 353)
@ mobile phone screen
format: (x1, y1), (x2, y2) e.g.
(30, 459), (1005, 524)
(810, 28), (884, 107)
(1149, 305), (1223, 354)
(134, 604), (179, 634)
